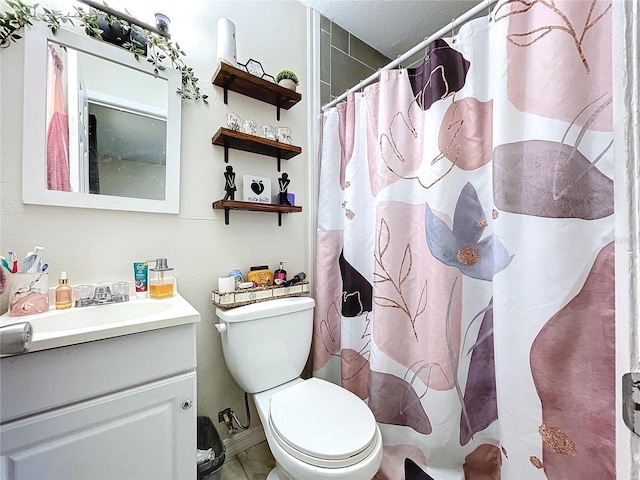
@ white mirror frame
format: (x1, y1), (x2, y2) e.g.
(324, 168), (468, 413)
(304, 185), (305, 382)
(22, 22), (182, 214)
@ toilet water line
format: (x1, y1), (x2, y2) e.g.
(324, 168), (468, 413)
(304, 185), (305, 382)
(231, 392), (251, 432)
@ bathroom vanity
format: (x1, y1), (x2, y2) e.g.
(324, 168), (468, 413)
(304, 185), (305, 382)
(0, 294), (200, 480)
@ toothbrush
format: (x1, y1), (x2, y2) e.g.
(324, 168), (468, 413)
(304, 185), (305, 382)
(27, 246), (44, 273)
(22, 250), (35, 272)
(9, 251), (18, 273)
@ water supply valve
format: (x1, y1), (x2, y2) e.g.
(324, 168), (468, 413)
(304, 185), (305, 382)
(218, 408), (237, 435)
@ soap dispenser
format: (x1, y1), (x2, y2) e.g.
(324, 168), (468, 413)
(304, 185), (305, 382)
(274, 261), (287, 285)
(149, 258), (174, 299)
(55, 271), (72, 309)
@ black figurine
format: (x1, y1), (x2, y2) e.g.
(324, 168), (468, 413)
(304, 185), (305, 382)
(223, 165), (236, 200)
(278, 172), (291, 205)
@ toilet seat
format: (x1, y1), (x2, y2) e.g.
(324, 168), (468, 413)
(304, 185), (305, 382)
(268, 378), (378, 469)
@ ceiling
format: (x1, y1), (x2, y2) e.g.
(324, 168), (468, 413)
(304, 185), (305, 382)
(299, 0), (487, 60)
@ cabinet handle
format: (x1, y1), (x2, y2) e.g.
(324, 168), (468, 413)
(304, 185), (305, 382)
(182, 400), (193, 410)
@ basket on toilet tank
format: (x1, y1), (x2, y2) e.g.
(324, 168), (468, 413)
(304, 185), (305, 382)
(211, 280), (309, 309)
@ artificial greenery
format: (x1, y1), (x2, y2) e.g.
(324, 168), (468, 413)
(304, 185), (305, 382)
(0, 0), (207, 102)
(276, 69), (299, 85)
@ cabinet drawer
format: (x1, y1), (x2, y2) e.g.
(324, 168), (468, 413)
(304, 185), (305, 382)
(1, 324), (196, 423)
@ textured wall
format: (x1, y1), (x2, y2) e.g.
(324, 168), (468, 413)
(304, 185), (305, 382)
(319, 15), (391, 108)
(0, 0), (310, 441)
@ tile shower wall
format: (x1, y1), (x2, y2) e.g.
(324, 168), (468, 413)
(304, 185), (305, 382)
(320, 15), (391, 108)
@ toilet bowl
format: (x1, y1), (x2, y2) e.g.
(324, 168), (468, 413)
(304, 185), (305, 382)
(254, 378), (382, 480)
(215, 297), (382, 479)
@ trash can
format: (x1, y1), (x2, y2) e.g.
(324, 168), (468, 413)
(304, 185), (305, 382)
(197, 416), (226, 480)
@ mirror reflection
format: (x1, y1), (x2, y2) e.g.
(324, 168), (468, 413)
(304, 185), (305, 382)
(46, 41), (168, 201)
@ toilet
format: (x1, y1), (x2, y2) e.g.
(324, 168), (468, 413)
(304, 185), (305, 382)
(215, 296), (382, 480)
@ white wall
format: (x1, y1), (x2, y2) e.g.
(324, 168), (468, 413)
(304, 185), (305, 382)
(0, 0), (311, 441)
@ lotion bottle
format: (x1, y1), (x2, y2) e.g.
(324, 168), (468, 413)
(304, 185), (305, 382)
(55, 271), (72, 309)
(274, 261), (287, 285)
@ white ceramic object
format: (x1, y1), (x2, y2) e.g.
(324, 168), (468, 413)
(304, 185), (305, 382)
(216, 18), (237, 66)
(215, 297), (383, 479)
(7, 272), (50, 317)
(243, 174), (271, 204)
(278, 79), (297, 91)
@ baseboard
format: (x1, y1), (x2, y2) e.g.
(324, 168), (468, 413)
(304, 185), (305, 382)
(222, 425), (266, 458)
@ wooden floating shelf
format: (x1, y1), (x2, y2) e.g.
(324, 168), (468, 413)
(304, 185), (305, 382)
(212, 127), (301, 163)
(211, 62), (302, 120)
(213, 199), (302, 226)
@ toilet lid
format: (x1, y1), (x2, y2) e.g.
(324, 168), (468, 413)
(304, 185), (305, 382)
(269, 378), (378, 468)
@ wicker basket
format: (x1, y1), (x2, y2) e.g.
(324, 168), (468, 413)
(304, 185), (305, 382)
(212, 281), (310, 309)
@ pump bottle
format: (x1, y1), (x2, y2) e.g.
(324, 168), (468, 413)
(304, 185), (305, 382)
(274, 262), (287, 285)
(149, 258), (175, 298)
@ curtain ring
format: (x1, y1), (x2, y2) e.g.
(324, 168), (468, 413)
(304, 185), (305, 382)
(397, 54), (403, 69)
(423, 36), (430, 61)
(451, 17), (457, 43)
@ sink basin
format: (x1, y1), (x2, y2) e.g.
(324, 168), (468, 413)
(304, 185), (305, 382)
(30, 301), (172, 332)
(0, 294), (200, 355)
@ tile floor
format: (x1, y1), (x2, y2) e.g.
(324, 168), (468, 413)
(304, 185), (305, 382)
(220, 441), (276, 480)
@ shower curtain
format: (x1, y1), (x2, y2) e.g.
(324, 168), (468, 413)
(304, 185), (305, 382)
(313, 1), (614, 479)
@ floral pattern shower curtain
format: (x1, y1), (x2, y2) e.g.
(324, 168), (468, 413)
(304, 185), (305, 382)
(313, 1), (614, 479)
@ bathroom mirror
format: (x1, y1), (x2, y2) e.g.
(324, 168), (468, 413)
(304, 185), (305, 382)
(22, 22), (182, 213)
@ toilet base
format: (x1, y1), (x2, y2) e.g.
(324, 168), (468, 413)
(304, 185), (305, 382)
(266, 463), (291, 480)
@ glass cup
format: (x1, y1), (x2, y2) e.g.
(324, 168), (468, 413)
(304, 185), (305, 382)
(277, 126), (292, 144)
(261, 124), (276, 141)
(227, 112), (242, 131)
(112, 281), (130, 302)
(242, 119), (257, 136)
(74, 284), (94, 307)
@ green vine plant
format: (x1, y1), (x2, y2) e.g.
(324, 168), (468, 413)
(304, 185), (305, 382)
(0, 0), (207, 102)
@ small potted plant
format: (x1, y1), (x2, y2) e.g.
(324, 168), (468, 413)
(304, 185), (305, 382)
(276, 70), (299, 91)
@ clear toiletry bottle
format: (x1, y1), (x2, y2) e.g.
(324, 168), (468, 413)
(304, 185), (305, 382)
(274, 261), (287, 285)
(55, 271), (73, 309)
(149, 258), (175, 299)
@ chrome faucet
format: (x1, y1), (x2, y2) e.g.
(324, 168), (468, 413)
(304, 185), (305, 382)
(75, 282), (129, 307)
(93, 285), (113, 304)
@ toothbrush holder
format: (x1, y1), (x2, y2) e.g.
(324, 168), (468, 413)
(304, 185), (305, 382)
(8, 272), (49, 317)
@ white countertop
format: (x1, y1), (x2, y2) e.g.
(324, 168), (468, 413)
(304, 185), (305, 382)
(0, 293), (200, 356)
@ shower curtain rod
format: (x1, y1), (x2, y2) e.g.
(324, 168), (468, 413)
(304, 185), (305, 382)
(322, 0), (499, 111)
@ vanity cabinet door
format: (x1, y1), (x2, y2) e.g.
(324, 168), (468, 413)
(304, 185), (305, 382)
(0, 372), (196, 480)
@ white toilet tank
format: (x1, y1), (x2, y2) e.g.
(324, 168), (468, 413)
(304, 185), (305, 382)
(216, 297), (315, 393)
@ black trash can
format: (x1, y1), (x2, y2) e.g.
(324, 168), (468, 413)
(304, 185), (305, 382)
(197, 416), (226, 480)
